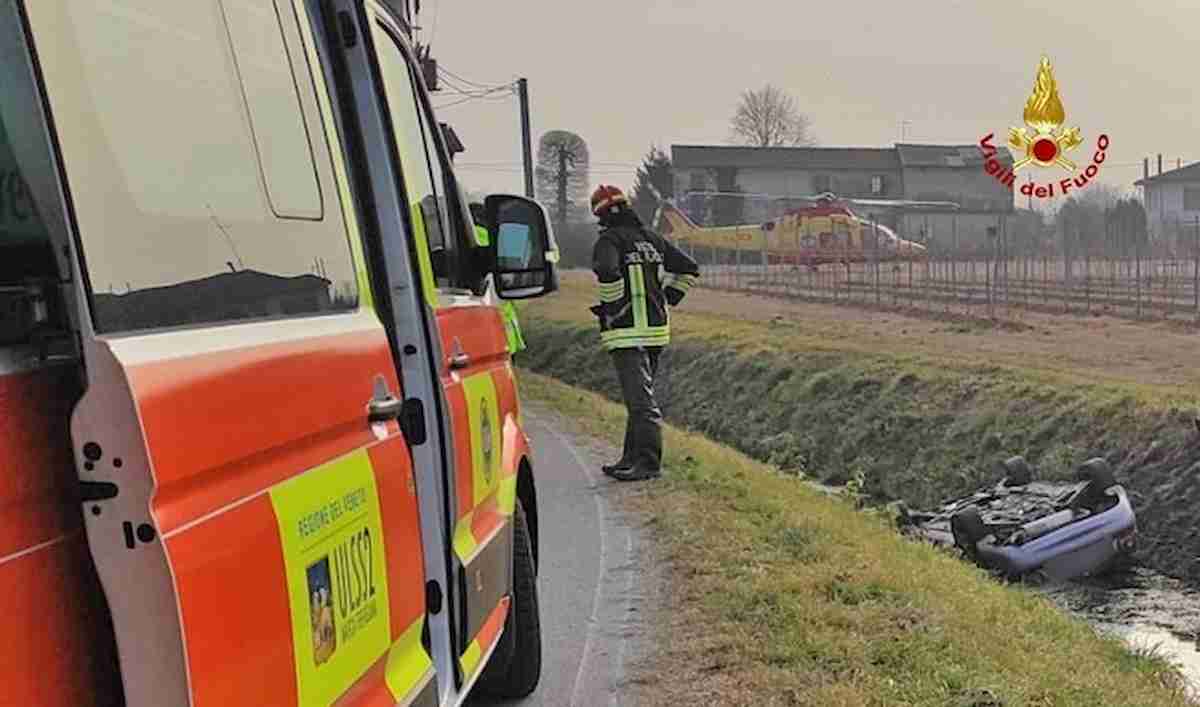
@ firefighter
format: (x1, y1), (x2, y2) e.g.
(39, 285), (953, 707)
(471, 202), (527, 356)
(590, 185), (699, 481)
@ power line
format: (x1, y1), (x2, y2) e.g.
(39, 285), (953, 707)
(433, 83), (515, 109)
(436, 70), (511, 97)
(438, 66), (496, 90)
(426, 0), (440, 48)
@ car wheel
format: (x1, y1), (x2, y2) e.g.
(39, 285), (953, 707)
(476, 499), (542, 699)
(950, 508), (988, 556)
(1076, 458), (1116, 489)
(999, 455), (1033, 486)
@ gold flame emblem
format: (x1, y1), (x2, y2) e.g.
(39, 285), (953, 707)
(1009, 57), (1083, 171)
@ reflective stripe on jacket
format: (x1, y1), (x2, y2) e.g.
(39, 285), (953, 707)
(592, 223), (700, 351)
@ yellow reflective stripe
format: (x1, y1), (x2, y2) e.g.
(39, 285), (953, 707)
(597, 280), (623, 296)
(454, 512), (478, 561)
(501, 301), (524, 353)
(408, 204), (440, 308)
(463, 373), (502, 507)
(460, 640), (483, 681)
(510, 362), (525, 427)
(385, 617), (434, 702)
(498, 474), (517, 517)
(671, 273), (698, 290)
(601, 325), (670, 342)
(291, 0), (373, 311)
(602, 336), (671, 351)
(629, 265), (647, 329)
(597, 279), (624, 304)
(269, 449), (391, 707)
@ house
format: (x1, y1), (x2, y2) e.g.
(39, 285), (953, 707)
(671, 142), (1019, 253)
(1134, 161), (1200, 249)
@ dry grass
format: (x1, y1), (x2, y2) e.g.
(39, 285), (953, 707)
(534, 270), (1200, 404)
(523, 372), (1189, 707)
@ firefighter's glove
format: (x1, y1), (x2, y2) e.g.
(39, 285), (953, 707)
(665, 287), (685, 307)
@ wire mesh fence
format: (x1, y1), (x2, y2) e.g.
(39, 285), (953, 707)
(679, 213), (1200, 324)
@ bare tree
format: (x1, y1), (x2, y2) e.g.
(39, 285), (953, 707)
(730, 84), (815, 147)
(535, 130), (590, 232)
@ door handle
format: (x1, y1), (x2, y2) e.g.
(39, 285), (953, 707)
(368, 395), (403, 422)
(448, 352), (471, 370)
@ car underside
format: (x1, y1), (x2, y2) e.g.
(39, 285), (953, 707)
(898, 456), (1138, 582)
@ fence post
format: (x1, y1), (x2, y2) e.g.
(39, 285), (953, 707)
(951, 215), (959, 313)
(1002, 214), (1009, 316)
(872, 219), (880, 305)
(1136, 225), (1143, 320)
(1084, 229), (1091, 315)
(986, 225), (993, 318)
(759, 228), (767, 290)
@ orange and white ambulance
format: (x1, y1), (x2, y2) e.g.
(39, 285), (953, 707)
(0, 1), (556, 705)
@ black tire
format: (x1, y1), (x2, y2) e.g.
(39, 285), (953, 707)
(476, 499), (542, 698)
(950, 508), (988, 556)
(1076, 458), (1116, 489)
(999, 455), (1033, 487)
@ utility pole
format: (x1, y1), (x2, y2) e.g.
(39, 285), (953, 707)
(517, 78), (534, 198)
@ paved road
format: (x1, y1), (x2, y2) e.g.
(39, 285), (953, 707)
(469, 404), (653, 707)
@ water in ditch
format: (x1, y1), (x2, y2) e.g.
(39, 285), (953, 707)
(1041, 567), (1200, 700)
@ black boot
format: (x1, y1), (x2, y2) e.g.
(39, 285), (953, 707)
(602, 460), (632, 477)
(609, 466), (662, 482)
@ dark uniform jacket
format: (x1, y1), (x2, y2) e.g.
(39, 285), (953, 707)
(591, 220), (699, 350)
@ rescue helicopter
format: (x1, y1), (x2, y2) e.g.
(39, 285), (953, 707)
(649, 188), (959, 271)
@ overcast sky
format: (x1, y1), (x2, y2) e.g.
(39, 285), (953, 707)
(423, 0), (1198, 205)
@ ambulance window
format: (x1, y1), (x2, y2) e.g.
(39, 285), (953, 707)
(25, 0), (359, 334)
(0, 19), (55, 270)
(222, 0), (322, 220)
(0, 8), (70, 347)
(369, 22), (459, 289)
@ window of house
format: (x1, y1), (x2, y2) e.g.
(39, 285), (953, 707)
(871, 175), (884, 195)
(28, 0), (359, 333)
(1184, 187), (1200, 212)
(813, 174), (833, 192)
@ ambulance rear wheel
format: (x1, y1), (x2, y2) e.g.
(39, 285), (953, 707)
(477, 498), (542, 698)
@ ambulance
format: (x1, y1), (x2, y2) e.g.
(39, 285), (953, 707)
(0, 1), (555, 705)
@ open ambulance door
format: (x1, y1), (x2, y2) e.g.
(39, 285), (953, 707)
(320, 0), (541, 697)
(23, 0), (439, 705)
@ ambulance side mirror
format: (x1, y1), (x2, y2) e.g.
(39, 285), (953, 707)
(484, 194), (559, 300)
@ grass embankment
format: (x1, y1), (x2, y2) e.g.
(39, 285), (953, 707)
(519, 276), (1200, 584)
(523, 372), (1187, 706)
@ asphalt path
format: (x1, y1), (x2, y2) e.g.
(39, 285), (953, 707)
(469, 403), (654, 707)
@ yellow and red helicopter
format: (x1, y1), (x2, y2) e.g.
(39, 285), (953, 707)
(651, 190), (958, 270)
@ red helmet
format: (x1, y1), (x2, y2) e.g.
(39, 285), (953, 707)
(590, 184), (629, 217)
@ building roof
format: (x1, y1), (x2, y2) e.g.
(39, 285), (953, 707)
(672, 144), (900, 171)
(895, 143), (1012, 167)
(672, 143), (1013, 172)
(1134, 161), (1200, 187)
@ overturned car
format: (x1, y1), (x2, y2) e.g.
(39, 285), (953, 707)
(898, 456), (1138, 582)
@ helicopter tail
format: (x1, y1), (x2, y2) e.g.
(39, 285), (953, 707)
(655, 200), (701, 240)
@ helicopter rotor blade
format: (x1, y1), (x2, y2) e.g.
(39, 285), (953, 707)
(681, 190), (959, 210)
